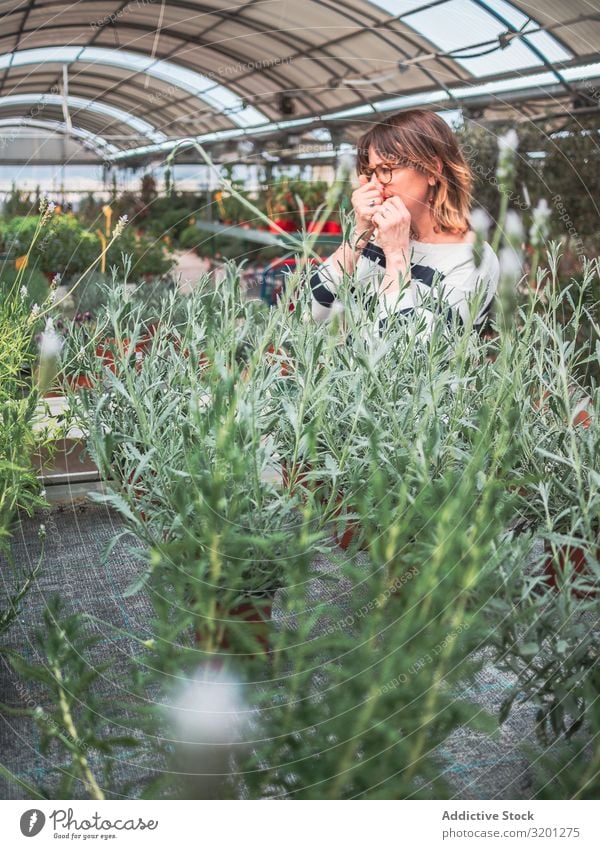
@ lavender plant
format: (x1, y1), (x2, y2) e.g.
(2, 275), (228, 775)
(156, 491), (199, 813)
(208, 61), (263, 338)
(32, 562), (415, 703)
(1, 201), (71, 632)
(2, 162), (598, 800)
(1, 598), (139, 800)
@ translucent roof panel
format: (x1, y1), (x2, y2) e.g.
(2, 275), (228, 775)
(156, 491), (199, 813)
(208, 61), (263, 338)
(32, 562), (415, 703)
(0, 46), (268, 129)
(109, 55), (600, 163)
(482, 0), (576, 63)
(369, 0), (572, 76)
(397, 0), (572, 76)
(367, 1), (430, 14)
(0, 0), (596, 163)
(0, 47), (83, 69)
(0, 118), (118, 155)
(0, 94), (166, 143)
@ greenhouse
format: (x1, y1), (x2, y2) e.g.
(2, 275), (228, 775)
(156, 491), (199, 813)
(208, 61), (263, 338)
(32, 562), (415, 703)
(1, 0), (599, 821)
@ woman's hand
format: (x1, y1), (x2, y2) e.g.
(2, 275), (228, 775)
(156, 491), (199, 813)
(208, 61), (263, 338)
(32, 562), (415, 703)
(372, 196), (412, 293)
(352, 174), (384, 242)
(372, 196), (411, 264)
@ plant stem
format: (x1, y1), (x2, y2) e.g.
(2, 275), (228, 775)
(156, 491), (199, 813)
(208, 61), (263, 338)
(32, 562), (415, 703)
(52, 665), (105, 800)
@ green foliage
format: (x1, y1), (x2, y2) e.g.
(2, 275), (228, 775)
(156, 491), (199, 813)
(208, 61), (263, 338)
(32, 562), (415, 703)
(178, 224), (203, 250)
(243, 439), (512, 799)
(76, 192), (103, 228)
(2, 182), (36, 218)
(2, 598), (140, 799)
(0, 214), (173, 281)
(524, 696), (600, 799)
(457, 118), (600, 255)
(140, 173), (158, 209)
(0, 200), (129, 636)
(104, 227), (173, 277)
(1, 172), (599, 798)
(144, 208), (199, 243)
(1, 214), (98, 275)
(0, 255), (47, 633)
(0, 262), (49, 310)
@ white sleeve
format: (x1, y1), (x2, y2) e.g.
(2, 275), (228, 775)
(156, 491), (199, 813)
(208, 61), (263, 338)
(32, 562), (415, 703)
(377, 277), (435, 338)
(310, 257), (344, 322)
(437, 251), (499, 328)
(310, 251), (380, 323)
(378, 246), (498, 338)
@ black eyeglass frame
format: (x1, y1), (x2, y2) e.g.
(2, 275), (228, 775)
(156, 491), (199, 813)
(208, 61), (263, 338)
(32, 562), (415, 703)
(360, 163), (411, 184)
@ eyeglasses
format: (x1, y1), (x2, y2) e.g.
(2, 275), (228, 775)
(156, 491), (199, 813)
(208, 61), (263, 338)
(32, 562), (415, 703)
(360, 163), (407, 185)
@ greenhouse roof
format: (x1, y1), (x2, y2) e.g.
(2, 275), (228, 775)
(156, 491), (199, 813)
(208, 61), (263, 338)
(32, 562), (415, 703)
(0, 0), (599, 165)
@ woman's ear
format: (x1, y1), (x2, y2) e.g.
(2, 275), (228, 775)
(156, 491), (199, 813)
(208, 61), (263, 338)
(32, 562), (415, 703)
(429, 156), (444, 181)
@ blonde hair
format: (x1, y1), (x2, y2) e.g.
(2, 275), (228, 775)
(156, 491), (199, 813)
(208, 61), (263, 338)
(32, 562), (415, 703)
(356, 109), (473, 235)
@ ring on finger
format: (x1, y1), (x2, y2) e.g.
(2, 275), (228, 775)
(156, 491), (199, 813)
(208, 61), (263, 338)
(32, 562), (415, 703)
(369, 199), (376, 207)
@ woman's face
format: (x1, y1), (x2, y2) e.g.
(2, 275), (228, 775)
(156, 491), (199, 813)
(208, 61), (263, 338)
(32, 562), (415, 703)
(367, 145), (434, 219)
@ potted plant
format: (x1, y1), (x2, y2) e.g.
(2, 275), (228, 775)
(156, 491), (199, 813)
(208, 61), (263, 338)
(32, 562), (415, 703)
(269, 177), (299, 232)
(543, 536), (599, 599)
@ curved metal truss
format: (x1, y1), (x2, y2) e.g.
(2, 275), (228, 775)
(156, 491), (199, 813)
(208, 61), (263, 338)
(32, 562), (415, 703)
(0, 0), (598, 164)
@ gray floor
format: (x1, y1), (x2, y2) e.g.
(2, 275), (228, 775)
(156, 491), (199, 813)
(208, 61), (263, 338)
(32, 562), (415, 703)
(0, 503), (586, 799)
(0, 503), (158, 799)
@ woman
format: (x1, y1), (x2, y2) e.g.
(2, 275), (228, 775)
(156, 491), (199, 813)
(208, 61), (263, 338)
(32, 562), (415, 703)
(311, 109), (498, 337)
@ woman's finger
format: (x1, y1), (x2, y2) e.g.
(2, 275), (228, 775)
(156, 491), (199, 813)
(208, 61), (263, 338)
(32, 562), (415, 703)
(356, 188), (382, 204)
(387, 197), (411, 219)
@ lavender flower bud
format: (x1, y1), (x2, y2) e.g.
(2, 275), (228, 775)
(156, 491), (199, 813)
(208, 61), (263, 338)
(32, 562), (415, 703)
(504, 210), (524, 244)
(166, 666), (248, 799)
(37, 318), (65, 392)
(112, 215), (128, 239)
(529, 199), (551, 249)
(497, 130), (519, 153)
(496, 130), (519, 186)
(498, 246), (523, 282)
(470, 208), (491, 239)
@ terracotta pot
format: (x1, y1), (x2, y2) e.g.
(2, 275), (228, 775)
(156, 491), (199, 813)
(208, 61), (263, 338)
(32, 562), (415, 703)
(330, 497), (367, 551)
(269, 218), (297, 233)
(333, 517), (358, 550)
(195, 600), (273, 656)
(33, 437), (98, 478)
(69, 373), (94, 390)
(573, 406), (592, 429)
(280, 465), (363, 548)
(280, 460), (326, 501)
(44, 372), (94, 396)
(96, 340), (119, 374)
(144, 321), (160, 339)
(265, 345), (292, 376)
(44, 385), (64, 398)
(186, 349), (210, 372)
(543, 540), (599, 599)
(533, 390), (592, 429)
(96, 337), (148, 374)
(281, 459), (309, 497)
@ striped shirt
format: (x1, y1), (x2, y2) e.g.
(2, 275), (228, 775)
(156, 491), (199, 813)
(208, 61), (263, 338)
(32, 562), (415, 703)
(310, 238), (499, 337)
